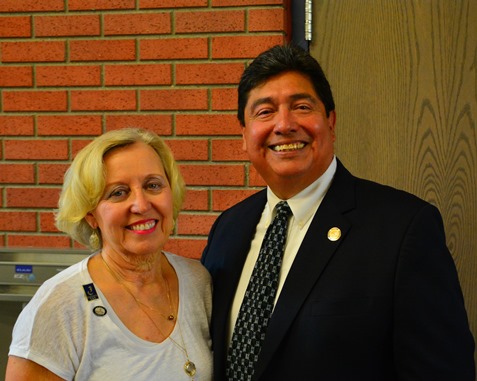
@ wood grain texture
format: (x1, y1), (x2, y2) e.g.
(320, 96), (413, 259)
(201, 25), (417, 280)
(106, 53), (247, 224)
(311, 0), (477, 365)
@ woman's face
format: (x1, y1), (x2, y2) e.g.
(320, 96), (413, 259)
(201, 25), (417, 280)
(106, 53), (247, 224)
(86, 141), (174, 259)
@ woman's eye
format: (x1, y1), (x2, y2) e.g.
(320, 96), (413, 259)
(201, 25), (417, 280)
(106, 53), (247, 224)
(146, 181), (164, 191)
(108, 188), (127, 199)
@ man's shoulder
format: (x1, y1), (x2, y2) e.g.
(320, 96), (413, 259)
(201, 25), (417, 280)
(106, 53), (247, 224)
(221, 188), (267, 215)
(335, 159), (429, 208)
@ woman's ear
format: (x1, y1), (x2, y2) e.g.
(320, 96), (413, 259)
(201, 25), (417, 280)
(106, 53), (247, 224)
(85, 212), (97, 229)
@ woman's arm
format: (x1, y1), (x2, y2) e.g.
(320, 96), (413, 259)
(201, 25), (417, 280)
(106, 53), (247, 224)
(6, 356), (65, 381)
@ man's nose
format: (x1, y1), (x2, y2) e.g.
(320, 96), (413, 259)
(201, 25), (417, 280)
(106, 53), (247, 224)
(274, 108), (296, 133)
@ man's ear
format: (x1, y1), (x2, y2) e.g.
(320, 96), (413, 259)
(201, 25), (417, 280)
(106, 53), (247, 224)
(328, 110), (337, 141)
(241, 128), (247, 152)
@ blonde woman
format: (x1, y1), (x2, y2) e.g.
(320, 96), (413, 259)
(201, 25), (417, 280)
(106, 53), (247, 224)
(7, 128), (212, 381)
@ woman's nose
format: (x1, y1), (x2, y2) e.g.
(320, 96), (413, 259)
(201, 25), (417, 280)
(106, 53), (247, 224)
(130, 190), (151, 213)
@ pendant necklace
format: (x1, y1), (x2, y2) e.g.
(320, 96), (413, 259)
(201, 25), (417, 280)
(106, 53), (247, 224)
(100, 253), (197, 379)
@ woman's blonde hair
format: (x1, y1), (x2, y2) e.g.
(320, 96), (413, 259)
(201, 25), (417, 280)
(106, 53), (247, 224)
(55, 128), (185, 250)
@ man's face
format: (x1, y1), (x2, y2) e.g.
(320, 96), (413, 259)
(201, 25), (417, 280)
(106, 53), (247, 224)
(242, 71), (336, 199)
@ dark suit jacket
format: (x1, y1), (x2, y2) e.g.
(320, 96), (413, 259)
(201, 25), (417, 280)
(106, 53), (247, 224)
(201, 160), (475, 381)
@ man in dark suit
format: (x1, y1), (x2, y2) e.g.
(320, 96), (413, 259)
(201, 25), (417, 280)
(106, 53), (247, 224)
(201, 44), (475, 381)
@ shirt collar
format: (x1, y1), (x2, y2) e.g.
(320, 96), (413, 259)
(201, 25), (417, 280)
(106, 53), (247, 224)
(266, 156), (337, 228)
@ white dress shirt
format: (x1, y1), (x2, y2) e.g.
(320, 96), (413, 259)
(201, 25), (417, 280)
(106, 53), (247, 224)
(227, 156), (337, 345)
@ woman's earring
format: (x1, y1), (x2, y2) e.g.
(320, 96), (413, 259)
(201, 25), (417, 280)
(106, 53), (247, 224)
(89, 230), (100, 249)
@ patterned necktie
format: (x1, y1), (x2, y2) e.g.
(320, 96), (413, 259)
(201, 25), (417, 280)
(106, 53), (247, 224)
(227, 201), (292, 381)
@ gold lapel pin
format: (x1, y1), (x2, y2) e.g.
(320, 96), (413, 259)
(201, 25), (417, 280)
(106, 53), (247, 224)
(327, 227), (341, 241)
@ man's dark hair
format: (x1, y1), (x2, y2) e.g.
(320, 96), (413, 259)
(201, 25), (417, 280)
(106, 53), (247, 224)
(237, 44), (335, 126)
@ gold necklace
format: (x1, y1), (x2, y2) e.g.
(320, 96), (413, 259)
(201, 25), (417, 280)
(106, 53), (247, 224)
(100, 253), (175, 321)
(100, 253), (197, 379)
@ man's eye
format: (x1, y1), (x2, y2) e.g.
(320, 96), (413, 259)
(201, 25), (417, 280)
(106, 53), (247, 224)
(295, 103), (312, 111)
(256, 108), (273, 117)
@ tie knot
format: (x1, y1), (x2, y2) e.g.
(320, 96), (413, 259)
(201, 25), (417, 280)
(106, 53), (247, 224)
(275, 201), (292, 218)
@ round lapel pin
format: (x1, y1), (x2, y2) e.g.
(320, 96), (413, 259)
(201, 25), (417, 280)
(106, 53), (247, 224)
(327, 227), (341, 241)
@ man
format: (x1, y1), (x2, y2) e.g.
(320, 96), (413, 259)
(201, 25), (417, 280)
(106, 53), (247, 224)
(201, 44), (475, 381)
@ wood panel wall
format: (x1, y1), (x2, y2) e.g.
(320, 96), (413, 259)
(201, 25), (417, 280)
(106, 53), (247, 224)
(311, 0), (477, 367)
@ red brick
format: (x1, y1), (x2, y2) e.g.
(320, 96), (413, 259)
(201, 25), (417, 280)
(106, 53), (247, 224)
(0, 116), (34, 136)
(176, 114), (241, 136)
(35, 15), (100, 37)
(176, 63), (243, 85)
(71, 90), (136, 111)
(38, 115), (102, 136)
(0, 66), (32, 87)
(249, 8), (285, 31)
(1, 41), (65, 63)
(141, 89), (208, 111)
(166, 139), (208, 161)
(0, 164), (34, 184)
(163, 237), (207, 259)
(180, 164), (244, 185)
(104, 13), (171, 35)
(72, 240), (89, 249)
(3, 91), (67, 112)
(0, 16), (31, 37)
(212, 138), (248, 161)
(212, 88), (238, 111)
(0, 0), (64, 12)
(177, 213), (218, 235)
(70, 40), (136, 62)
(212, 35), (284, 58)
(105, 64), (171, 86)
(140, 0), (207, 8)
(38, 163), (69, 184)
(72, 139), (93, 157)
(182, 188), (209, 211)
(5, 140), (68, 160)
(39, 212), (58, 232)
(8, 235), (72, 248)
(7, 187), (61, 208)
(212, 189), (260, 211)
(0, 211), (36, 231)
(106, 114), (172, 135)
(176, 10), (244, 33)
(36, 65), (101, 87)
(140, 38), (208, 60)
(69, 0), (134, 11)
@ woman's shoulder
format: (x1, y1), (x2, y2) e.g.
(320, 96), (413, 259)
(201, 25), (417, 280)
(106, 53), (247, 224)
(164, 252), (211, 283)
(29, 256), (92, 311)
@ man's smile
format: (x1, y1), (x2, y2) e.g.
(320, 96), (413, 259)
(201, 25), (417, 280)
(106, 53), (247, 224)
(270, 142), (306, 152)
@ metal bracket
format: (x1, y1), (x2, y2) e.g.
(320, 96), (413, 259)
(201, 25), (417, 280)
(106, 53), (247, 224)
(305, 0), (313, 41)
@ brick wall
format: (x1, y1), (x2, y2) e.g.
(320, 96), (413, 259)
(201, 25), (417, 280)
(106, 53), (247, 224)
(0, 0), (289, 258)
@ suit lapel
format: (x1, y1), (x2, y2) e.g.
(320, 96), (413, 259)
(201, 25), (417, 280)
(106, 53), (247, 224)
(254, 161), (356, 379)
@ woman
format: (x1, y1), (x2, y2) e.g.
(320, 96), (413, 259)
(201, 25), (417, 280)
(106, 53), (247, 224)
(6, 128), (212, 380)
